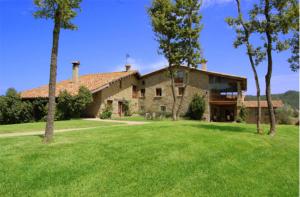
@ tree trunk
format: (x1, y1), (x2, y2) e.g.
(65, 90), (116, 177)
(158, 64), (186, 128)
(248, 53), (262, 134)
(169, 67), (177, 121)
(44, 9), (61, 143)
(176, 69), (189, 118)
(264, 0), (276, 136)
(236, 0), (262, 134)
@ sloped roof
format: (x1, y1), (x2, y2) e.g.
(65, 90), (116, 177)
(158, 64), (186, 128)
(141, 66), (247, 90)
(244, 100), (284, 108)
(21, 70), (138, 99)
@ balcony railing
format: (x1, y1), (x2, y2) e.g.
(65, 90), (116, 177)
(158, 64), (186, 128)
(210, 93), (238, 101)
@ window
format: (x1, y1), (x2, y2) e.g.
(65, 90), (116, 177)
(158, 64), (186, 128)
(178, 87), (185, 96)
(156, 88), (162, 97)
(160, 106), (166, 112)
(119, 80), (122, 89)
(132, 85), (138, 98)
(140, 106), (145, 111)
(142, 80), (145, 85)
(175, 70), (184, 83)
(107, 100), (113, 108)
(140, 89), (145, 97)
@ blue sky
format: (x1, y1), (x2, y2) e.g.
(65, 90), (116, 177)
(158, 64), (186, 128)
(0, 0), (298, 95)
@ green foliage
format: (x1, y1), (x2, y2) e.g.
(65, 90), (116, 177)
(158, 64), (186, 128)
(32, 99), (48, 121)
(100, 104), (113, 119)
(33, 0), (82, 30)
(236, 105), (248, 123)
(122, 100), (133, 116)
(175, 0), (203, 68)
(148, 0), (181, 66)
(56, 90), (74, 120)
(186, 94), (206, 120)
(56, 86), (93, 120)
(0, 88), (34, 124)
(276, 105), (294, 124)
(73, 86), (93, 118)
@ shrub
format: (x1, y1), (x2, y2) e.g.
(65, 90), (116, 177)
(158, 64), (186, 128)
(236, 105), (247, 123)
(56, 86), (93, 120)
(73, 86), (93, 117)
(276, 105), (294, 124)
(0, 88), (33, 124)
(32, 99), (48, 121)
(56, 90), (74, 120)
(186, 94), (206, 120)
(123, 100), (132, 116)
(100, 104), (112, 119)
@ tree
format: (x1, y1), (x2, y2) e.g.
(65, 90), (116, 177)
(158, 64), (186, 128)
(33, 0), (82, 142)
(0, 88), (33, 124)
(148, 0), (181, 120)
(175, 0), (203, 118)
(226, 0), (265, 134)
(249, 0), (296, 135)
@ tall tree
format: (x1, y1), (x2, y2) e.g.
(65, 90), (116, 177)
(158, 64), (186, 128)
(34, 0), (82, 142)
(175, 0), (203, 118)
(250, 0), (296, 135)
(148, 0), (181, 120)
(226, 0), (265, 134)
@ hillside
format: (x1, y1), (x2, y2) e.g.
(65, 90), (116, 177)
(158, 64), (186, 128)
(245, 90), (299, 110)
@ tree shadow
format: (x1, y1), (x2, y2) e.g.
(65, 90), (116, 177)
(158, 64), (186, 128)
(189, 123), (256, 134)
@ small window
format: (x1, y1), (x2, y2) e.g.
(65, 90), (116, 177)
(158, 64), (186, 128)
(178, 87), (185, 96)
(107, 100), (113, 108)
(140, 89), (145, 97)
(160, 106), (166, 112)
(119, 80), (122, 89)
(156, 88), (162, 97)
(140, 106), (145, 111)
(142, 80), (145, 85)
(132, 85), (138, 98)
(175, 70), (184, 83)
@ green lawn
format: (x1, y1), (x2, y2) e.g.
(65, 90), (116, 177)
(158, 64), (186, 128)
(0, 121), (298, 196)
(0, 119), (119, 134)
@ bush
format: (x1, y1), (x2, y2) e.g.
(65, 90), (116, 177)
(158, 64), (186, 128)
(32, 99), (48, 121)
(186, 94), (206, 120)
(0, 88), (33, 124)
(56, 90), (74, 120)
(56, 86), (93, 120)
(73, 86), (93, 117)
(276, 105), (294, 124)
(100, 104), (112, 119)
(236, 105), (247, 123)
(122, 100), (132, 116)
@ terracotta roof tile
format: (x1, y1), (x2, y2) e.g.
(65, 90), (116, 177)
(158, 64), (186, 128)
(244, 100), (284, 108)
(21, 71), (138, 99)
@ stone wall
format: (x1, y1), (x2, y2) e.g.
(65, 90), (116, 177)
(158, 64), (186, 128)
(84, 74), (139, 117)
(138, 68), (210, 120)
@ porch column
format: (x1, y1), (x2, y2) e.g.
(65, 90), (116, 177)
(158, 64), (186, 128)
(236, 81), (242, 120)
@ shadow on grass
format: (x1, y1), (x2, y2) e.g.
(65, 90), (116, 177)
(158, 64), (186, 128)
(189, 123), (256, 134)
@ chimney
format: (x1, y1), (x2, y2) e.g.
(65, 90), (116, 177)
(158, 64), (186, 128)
(201, 60), (207, 71)
(72, 61), (80, 83)
(125, 64), (131, 72)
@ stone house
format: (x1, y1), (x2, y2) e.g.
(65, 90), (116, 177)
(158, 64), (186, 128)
(21, 61), (282, 122)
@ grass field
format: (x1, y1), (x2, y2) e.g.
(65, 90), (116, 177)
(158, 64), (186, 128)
(0, 120), (298, 196)
(0, 119), (119, 134)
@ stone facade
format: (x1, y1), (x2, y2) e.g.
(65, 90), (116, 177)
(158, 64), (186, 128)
(85, 74), (139, 117)
(138, 68), (210, 120)
(83, 66), (247, 121)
